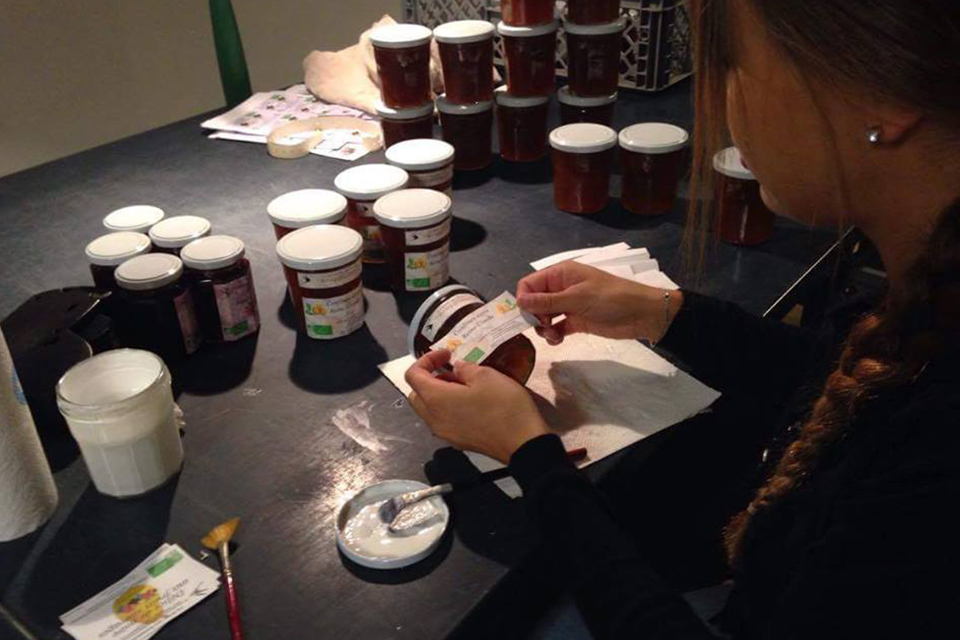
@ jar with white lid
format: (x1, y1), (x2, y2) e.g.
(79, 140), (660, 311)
(373, 188), (453, 293)
(370, 24), (433, 109)
(377, 100), (436, 148)
(619, 123), (689, 216)
(114, 253), (202, 362)
(103, 205), (165, 233)
(558, 86), (617, 126)
(437, 95), (494, 171)
(148, 215), (212, 255)
(335, 164), (409, 264)
(549, 123), (618, 213)
(276, 225), (365, 339)
(563, 18), (626, 97)
(385, 139), (455, 196)
(182, 235), (260, 342)
(85, 231), (152, 292)
(497, 20), (559, 97)
(433, 20), (496, 104)
(267, 189), (348, 240)
(713, 146), (775, 246)
(495, 87), (551, 162)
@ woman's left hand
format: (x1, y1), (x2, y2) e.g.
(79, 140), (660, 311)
(405, 350), (549, 464)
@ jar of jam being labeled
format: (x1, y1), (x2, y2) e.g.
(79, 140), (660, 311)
(114, 253), (202, 362)
(369, 23), (434, 109)
(495, 87), (550, 163)
(276, 225), (365, 340)
(385, 139), (455, 196)
(437, 95), (494, 171)
(500, 0), (555, 27)
(85, 231), (152, 293)
(373, 188), (452, 293)
(181, 235), (260, 343)
(549, 123), (618, 214)
(377, 100), (436, 148)
(563, 17), (626, 98)
(148, 215), (212, 255)
(267, 189), (348, 240)
(433, 20), (495, 105)
(103, 205), (165, 233)
(334, 164), (409, 263)
(558, 86), (617, 126)
(713, 146), (775, 246)
(566, 0), (621, 25)
(619, 123), (689, 216)
(498, 20), (559, 98)
(409, 285), (537, 385)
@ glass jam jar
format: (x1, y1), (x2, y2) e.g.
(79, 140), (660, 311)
(495, 87), (551, 162)
(714, 147), (775, 246)
(619, 123), (689, 216)
(114, 253), (202, 362)
(566, 0), (621, 25)
(181, 235), (260, 343)
(85, 231), (152, 293)
(558, 86), (617, 126)
(385, 138), (455, 196)
(498, 20), (559, 98)
(370, 23), (434, 109)
(334, 164), (409, 263)
(377, 100), (436, 148)
(267, 189), (348, 240)
(408, 285), (537, 385)
(563, 17), (625, 97)
(148, 215), (212, 255)
(276, 225), (365, 339)
(433, 20), (495, 105)
(103, 205), (165, 233)
(549, 123), (618, 214)
(500, 0), (555, 26)
(437, 95), (494, 171)
(373, 188), (452, 293)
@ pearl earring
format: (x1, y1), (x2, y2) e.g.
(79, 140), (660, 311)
(867, 127), (882, 144)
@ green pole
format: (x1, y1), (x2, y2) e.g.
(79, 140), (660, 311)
(209, 0), (252, 107)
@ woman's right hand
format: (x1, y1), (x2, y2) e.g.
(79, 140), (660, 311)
(516, 261), (683, 345)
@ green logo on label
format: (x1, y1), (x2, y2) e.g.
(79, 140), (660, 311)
(226, 321), (250, 336)
(311, 324), (333, 336)
(464, 347), (485, 363)
(146, 550), (183, 578)
(407, 278), (431, 289)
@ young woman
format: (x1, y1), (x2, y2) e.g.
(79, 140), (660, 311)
(406, 0), (960, 637)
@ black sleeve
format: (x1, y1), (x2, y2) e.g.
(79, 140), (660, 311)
(510, 434), (721, 640)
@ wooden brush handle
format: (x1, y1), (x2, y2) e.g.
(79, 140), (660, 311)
(223, 567), (243, 640)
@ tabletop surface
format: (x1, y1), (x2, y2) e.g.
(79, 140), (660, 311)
(0, 82), (836, 640)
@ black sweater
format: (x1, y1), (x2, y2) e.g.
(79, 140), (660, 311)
(508, 292), (960, 640)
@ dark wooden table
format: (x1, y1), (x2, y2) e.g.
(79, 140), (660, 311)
(0, 81), (836, 640)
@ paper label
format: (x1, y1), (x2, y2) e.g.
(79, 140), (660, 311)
(421, 293), (483, 341)
(361, 222), (384, 261)
(405, 243), (449, 292)
(408, 165), (453, 189)
(173, 291), (202, 354)
(213, 275), (260, 341)
(297, 260), (362, 289)
(302, 286), (364, 339)
(405, 218), (451, 246)
(430, 291), (535, 364)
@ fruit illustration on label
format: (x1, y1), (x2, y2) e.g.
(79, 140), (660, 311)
(495, 298), (517, 314)
(305, 301), (328, 316)
(407, 255), (428, 269)
(113, 584), (162, 624)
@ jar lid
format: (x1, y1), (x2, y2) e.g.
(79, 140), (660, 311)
(334, 164), (409, 200)
(436, 94), (494, 115)
(497, 19), (559, 38)
(375, 100), (435, 120)
(713, 146), (755, 180)
(619, 123), (689, 154)
(103, 205), (165, 232)
(85, 232), (152, 266)
(407, 284), (476, 356)
(373, 188), (452, 229)
(563, 16), (627, 35)
(386, 139), (455, 171)
(181, 235), (245, 270)
(276, 225), (364, 272)
(369, 23), (433, 49)
(148, 215), (212, 248)
(267, 189), (348, 228)
(549, 123), (618, 153)
(115, 253), (184, 291)
(557, 86), (617, 107)
(495, 86), (551, 108)
(434, 20), (495, 44)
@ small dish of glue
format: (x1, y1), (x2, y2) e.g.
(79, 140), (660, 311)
(336, 480), (449, 569)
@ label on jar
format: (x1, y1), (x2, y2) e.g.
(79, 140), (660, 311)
(421, 293), (483, 341)
(408, 165), (454, 190)
(173, 290), (202, 354)
(361, 224), (384, 261)
(297, 260), (362, 289)
(430, 291), (536, 365)
(405, 243), (449, 291)
(405, 218), (451, 246)
(213, 274), (260, 341)
(302, 286), (364, 339)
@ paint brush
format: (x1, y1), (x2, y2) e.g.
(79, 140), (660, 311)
(202, 518), (244, 640)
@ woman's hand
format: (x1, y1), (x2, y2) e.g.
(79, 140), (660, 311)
(405, 350), (549, 464)
(516, 261), (684, 345)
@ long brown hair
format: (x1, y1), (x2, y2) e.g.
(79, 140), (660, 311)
(684, 0), (960, 567)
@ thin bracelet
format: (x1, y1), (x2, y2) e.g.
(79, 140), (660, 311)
(650, 290), (672, 347)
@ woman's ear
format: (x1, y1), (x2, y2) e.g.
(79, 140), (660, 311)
(870, 107), (925, 144)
